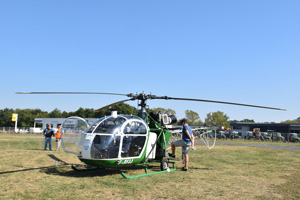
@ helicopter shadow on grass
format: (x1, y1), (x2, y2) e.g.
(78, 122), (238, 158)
(41, 164), (157, 178)
(0, 154), (72, 176)
(189, 167), (213, 170)
(0, 166), (52, 175)
(27, 148), (47, 151)
(41, 165), (123, 178)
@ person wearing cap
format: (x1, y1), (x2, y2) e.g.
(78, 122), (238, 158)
(43, 124), (55, 150)
(169, 119), (193, 171)
(55, 124), (64, 151)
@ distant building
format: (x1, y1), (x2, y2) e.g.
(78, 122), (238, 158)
(230, 122), (300, 139)
(34, 118), (98, 129)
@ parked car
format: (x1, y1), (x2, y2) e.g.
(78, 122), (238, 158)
(231, 131), (241, 139)
(289, 133), (300, 142)
(268, 131), (285, 142)
(217, 131), (227, 139)
(245, 131), (254, 140)
(260, 132), (271, 141)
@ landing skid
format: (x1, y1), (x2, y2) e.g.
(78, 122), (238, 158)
(71, 161), (176, 179)
(121, 161), (176, 179)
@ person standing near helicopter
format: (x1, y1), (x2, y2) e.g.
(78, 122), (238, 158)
(43, 124), (55, 151)
(170, 119), (193, 171)
(55, 124), (64, 151)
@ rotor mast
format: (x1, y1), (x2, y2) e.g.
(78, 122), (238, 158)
(132, 92), (149, 120)
(131, 93), (169, 120)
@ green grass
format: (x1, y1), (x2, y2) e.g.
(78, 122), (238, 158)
(214, 138), (300, 146)
(1, 134), (300, 199)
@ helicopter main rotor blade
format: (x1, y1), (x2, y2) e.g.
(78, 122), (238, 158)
(16, 92), (130, 96)
(95, 99), (134, 112)
(164, 97), (286, 111)
(16, 91), (286, 111)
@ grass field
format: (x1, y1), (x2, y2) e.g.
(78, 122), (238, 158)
(1, 134), (300, 200)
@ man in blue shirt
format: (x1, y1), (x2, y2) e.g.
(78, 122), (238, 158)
(170, 119), (193, 171)
(43, 124), (55, 150)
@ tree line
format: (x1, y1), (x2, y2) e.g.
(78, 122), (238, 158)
(0, 103), (298, 127)
(0, 103), (136, 127)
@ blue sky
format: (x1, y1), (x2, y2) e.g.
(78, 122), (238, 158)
(0, 0), (299, 122)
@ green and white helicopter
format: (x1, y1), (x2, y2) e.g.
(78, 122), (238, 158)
(16, 92), (285, 179)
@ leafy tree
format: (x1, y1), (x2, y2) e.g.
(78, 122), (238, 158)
(0, 108), (14, 127)
(110, 103), (137, 115)
(149, 107), (176, 115)
(83, 108), (96, 118)
(74, 107), (86, 118)
(205, 111), (229, 128)
(49, 108), (62, 118)
(62, 111), (69, 118)
(0, 108), (50, 127)
(281, 117), (300, 124)
(184, 110), (203, 125)
(95, 103), (137, 118)
(1, 106), (299, 128)
(36, 109), (49, 118)
(240, 119), (255, 123)
(17, 109), (32, 127)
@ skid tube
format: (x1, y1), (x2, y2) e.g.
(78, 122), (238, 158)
(121, 161), (176, 179)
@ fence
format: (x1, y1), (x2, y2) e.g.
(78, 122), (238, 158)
(0, 127), (42, 134)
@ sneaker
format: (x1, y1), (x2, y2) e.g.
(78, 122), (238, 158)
(168, 153), (176, 158)
(182, 167), (188, 171)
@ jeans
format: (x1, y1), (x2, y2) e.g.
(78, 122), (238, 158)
(44, 137), (52, 150)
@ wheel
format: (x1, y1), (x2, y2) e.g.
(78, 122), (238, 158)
(160, 159), (168, 171)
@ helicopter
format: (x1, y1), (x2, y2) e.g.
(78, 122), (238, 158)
(16, 92), (286, 179)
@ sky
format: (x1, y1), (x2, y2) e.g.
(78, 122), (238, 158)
(0, 0), (299, 123)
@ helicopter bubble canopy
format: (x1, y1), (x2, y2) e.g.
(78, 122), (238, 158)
(63, 116), (89, 133)
(86, 115), (144, 134)
(62, 116), (89, 154)
(78, 112), (149, 161)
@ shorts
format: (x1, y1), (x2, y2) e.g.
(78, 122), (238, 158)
(172, 140), (191, 154)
